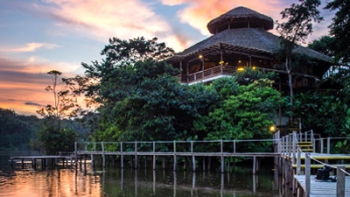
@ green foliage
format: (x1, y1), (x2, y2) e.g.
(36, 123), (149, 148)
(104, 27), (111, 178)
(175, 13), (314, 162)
(234, 68), (277, 84)
(308, 36), (336, 57)
(195, 77), (280, 146)
(92, 60), (218, 142)
(37, 119), (77, 155)
(276, 0), (323, 45)
(325, 0), (350, 63)
(0, 108), (40, 150)
(275, 0), (323, 112)
(36, 70), (81, 154)
(286, 91), (349, 136)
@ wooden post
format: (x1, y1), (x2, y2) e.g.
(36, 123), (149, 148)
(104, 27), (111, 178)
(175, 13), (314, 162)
(120, 142), (124, 168)
(311, 129), (315, 152)
(292, 131), (297, 164)
(297, 148), (301, 175)
(286, 135), (290, 155)
(191, 141), (195, 172)
(305, 131), (308, 142)
(134, 141), (138, 169)
(327, 137), (331, 154)
(277, 131), (281, 153)
(173, 140), (177, 171)
(336, 166), (345, 197)
(102, 142), (105, 168)
(202, 157), (206, 171)
(221, 140), (224, 173)
(233, 140), (236, 153)
(153, 141), (156, 170)
(253, 156), (256, 174)
(305, 153), (311, 197)
(74, 142), (78, 169)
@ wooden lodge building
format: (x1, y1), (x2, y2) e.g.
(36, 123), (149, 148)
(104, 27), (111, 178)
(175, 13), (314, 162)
(167, 7), (332, 90)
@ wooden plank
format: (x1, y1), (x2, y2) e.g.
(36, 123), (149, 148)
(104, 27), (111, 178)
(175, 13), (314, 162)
(292, 164), (350, 169)
(295, 175), (350, 197)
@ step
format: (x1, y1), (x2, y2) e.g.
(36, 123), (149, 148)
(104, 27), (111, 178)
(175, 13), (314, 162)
(297, 141), (313, 145)
(292, 164), (350, 169)
(300, 148), (314, 152)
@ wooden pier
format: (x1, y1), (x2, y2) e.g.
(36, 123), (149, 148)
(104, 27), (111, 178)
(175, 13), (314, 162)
(10, 155), (73, 170)
(279, 130), (350, 197)
(294, 175), (350, 197)
(9, 130), (350, 197)
(74, 139), (279, 173)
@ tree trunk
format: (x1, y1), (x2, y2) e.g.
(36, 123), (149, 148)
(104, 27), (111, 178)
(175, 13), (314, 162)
(286, 55), (294, 124)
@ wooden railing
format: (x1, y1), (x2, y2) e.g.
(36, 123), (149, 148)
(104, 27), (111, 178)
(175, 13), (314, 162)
(181, 65), (236, 83)
(275, 130), (350, 197)
(75, 139), (278, 173)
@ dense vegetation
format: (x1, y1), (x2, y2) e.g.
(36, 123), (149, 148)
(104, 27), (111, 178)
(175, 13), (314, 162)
(1, 0), (350, 154)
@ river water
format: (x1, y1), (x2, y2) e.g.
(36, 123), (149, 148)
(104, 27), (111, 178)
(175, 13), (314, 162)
(0, 154), (286, 197)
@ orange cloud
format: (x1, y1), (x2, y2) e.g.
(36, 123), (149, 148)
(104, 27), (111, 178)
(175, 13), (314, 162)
(161, 0), (287, 35)
(0, 56), (80, 116)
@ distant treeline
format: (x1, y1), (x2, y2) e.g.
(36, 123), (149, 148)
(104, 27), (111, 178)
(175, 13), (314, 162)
(0, 108), (90, 151)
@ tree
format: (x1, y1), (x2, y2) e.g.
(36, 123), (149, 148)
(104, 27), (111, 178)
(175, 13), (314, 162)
(91, 60), (218, 142)
(0, 108), (39, 150)
(36, 70), (81, 120)
(276, 0), (323, 113)
(36, 70), (79, 154)
(80, 37), (219, 143)
(194, 73), (281, 152)
(308, 35), (335, 57)
(325, 0), (350, 63)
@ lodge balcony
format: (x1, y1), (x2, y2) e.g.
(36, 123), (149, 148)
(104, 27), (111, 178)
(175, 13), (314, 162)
(179, 64), (237, 85)
(178, 64), (317, 89)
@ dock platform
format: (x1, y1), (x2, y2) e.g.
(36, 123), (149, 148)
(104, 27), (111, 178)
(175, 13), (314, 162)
(294, 175), (350, 197)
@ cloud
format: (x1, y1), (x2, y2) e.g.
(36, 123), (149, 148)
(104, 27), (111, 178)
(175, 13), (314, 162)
(0, 56), (77, 115)
(25, 101), (43, 107)
(0, 42), (59, 53)
(161, 0), (332, 44)
(160, 0), (289, 35)
(30, 0), (190, 51)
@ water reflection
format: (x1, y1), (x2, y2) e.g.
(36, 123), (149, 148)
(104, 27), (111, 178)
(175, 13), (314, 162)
(0, 167), (281, 197)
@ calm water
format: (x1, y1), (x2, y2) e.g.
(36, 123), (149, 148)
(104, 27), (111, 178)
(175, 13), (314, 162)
(0, 154), (286, 197)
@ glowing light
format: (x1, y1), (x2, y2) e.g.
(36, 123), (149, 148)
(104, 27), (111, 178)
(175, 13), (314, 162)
(199, 54), (203, 59)
(269, 125), (276, 132)
(252, 66), (256, 70)
(237, 67), (244, 71)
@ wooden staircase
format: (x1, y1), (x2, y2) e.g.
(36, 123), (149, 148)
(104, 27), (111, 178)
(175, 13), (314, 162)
(297, 141), (314, 152)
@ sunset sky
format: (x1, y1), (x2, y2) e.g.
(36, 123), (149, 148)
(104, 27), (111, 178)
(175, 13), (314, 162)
(0, 0), (334, 116)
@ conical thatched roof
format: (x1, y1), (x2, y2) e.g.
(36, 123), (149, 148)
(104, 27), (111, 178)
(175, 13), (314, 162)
(207, 6), (274, 34)
(167, 28), (331, 63)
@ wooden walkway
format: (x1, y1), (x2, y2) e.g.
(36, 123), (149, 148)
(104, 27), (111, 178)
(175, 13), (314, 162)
(10, 155), (73, 169)
(294, 175), (350, 197)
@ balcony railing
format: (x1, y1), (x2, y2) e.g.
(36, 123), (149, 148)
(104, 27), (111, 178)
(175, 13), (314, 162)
(180, 65), (237, 83)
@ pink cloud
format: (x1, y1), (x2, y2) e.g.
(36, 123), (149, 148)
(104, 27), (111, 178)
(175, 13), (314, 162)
(161, 0), (289, 35)
(0, 42), (60, 53)
(33, 0), (189, 51)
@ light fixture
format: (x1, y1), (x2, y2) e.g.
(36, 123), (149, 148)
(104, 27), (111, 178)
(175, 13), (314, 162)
(269, 125), (276, 132)
(237, 67), (244, 71)
(252, 66), (256, 70)
(199, 54), (203, 59)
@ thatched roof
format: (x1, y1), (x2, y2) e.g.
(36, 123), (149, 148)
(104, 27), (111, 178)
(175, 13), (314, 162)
(168, 28), (332, 63)
(207, 6), (274, 34)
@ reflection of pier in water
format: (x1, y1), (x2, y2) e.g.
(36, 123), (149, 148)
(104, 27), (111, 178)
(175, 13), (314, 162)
(92, 169), (280, 197)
